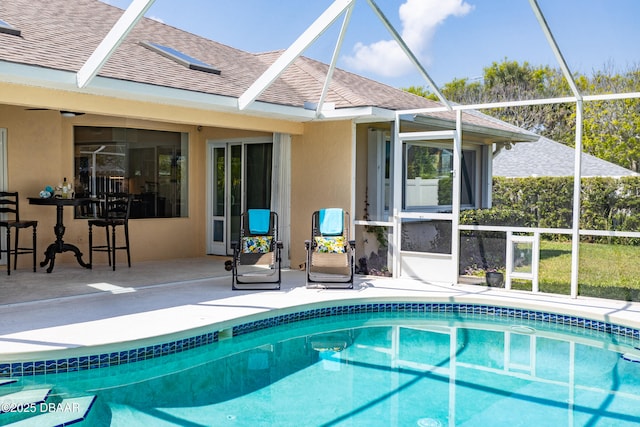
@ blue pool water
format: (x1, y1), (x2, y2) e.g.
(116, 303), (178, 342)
(2, 303), (640, 426)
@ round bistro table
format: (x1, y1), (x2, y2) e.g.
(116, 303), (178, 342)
(28, 197), (97, 273)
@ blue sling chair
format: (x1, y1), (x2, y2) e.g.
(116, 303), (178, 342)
(305, 208), (355, 289)
(230, 209), (282, 290)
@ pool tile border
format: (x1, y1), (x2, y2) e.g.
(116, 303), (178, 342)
(2, 302), (639, 377)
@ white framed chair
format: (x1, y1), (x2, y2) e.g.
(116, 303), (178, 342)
(305, 208), (355, 289)
(230, 209), (282, 290)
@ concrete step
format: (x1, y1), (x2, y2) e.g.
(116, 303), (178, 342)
(4, 395), (96, 427)
(0, 388), (50, 413)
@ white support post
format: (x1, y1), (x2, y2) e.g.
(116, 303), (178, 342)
(570, 100), (584, 298)
(77, 0), (156, 88)
(528, 0), (581, 100)
(532, 231), (540, 293)
(451, 110), (462, 285)
(505, 231), (513, 290)
(392, 113), (403, 278)
(365, 0), (451, 110)
(316, 3), (354, 116)
(530, 1), (584, 302)
(238, 0), (354, 110)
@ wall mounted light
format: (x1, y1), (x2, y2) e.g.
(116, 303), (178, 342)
(60, 111), (85, 117)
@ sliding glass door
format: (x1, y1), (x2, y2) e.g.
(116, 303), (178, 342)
(208, 139), (272, 255)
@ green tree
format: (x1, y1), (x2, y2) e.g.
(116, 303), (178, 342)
(405, 59), (640, 171)
(405, 59), (572, 138)
(580, 68), (640, 172)
(406, 145), (438, 179)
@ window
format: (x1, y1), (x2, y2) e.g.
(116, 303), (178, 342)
(0, 19), (20, 36)
(74, 127), (188, 219)
(140, 41), (221, 75)
(367, 129), (392, 221)
(368, 131), (481, 218)
(403, 142), (478, 211)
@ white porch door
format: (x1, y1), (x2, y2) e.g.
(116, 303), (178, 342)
(206, 138), (274, 256)
(393, 128), (462, 285)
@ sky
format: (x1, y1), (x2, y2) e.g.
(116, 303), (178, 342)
(100, 0), (640, 90)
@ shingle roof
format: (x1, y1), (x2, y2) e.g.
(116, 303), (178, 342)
(0, 0), (535, 141)
(0, 0), (290, 101)
(0, 0), (437, 109)
(493, 137), (637, 177)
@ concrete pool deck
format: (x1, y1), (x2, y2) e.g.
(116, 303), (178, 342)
(1, 256), (640, 361)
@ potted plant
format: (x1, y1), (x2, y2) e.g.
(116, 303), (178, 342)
(485, 269), (504, 287)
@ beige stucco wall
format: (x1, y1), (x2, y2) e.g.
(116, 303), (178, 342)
(290, 120), (354, 269)
(0, 82), (304, 135)
(0, 104), (204, 267)
(0, 99), (291, 269)
(0, 85), (358, 272)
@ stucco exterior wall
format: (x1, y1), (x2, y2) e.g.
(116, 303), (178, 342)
(0, 82), (304, 136)
(290, 120), (354, 269)
(0, 102), (281, 269)
(0, 104), (204, 267)
(0, 80), (362, 271)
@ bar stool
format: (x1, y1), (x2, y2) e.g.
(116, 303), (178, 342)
(0, 192), (38, 275)
(88, 192), (132, 270)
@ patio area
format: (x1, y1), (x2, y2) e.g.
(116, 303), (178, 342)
(0, 256), (235, 305)
(2, 256), (640, 362)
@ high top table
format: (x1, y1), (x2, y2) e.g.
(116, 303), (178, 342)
(28, 197), (96, 273)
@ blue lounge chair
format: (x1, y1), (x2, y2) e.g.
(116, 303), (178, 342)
(230, 209), (282, 290)
(304, 208), (355, 288)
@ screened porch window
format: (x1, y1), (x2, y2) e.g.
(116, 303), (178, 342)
(403, 142), (477, 211)
(74, 126), (188, 219)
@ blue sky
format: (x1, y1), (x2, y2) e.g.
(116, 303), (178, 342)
(100, 0), (639, 89)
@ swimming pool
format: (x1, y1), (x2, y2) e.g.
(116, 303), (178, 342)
(2, 302), (640, 426)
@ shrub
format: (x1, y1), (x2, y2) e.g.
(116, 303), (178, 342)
(458, 175), (640, 274)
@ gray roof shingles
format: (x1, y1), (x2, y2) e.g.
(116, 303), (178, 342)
(3, 0), (436, 109)
(493, 137), (637, 178)
(0, 0), (538, 141)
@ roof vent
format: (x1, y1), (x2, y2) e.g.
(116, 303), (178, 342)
(140, 41), (221, 75)
(0, 19), (21, 37)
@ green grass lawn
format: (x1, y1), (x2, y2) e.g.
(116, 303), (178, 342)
(512, 240), (640, 299)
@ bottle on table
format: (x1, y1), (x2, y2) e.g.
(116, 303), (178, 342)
(62, 177), (69, 199)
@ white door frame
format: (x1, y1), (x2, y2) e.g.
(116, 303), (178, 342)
(206, 141), (227, 255)
(206, 136), (273, 255)
(392, 114), (462, 284)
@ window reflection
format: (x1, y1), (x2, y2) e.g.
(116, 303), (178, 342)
(74, 126), (188, 218)
(403, 142), (476, 210)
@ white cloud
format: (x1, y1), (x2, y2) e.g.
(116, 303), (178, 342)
(343, 0), (473, 78)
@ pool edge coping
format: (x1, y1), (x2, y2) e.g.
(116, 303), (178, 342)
(2, 291), (640, 377)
